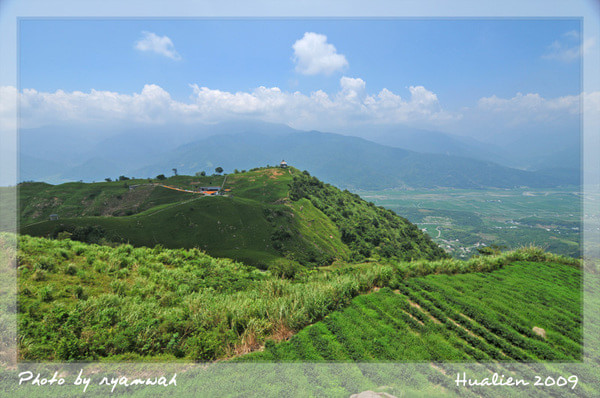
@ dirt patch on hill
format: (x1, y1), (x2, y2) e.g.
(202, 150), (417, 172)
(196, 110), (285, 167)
(532, 326), (546, 339)
(31, 196), (63, 218)
(265, 169), (284, 179)
(226, 321), (295, 360)
(98, 185), (156, 216)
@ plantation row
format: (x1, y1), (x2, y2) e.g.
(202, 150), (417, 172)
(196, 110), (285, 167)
(242, 261), (582, 363)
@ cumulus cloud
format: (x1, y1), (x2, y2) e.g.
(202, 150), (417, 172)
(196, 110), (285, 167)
(542, 30), (595, 63)
(134, 31), (181, 60)
(292, 32), (348, 75)
(7, 78), (457, 132)
(466, 91), (598, 135)
(477, 92), (580, 116)
(7, 80), (594, 137)
(16, 84), (199, 128)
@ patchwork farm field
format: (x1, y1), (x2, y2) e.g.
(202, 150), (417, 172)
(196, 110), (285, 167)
(242, 260), (582, 362)
(359, 188), (583, 259)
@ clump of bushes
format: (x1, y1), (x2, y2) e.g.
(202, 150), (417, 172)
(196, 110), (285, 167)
(64, 264), (77, 275)
(268, 259), (303, 279)
(36, 256), (55, 272)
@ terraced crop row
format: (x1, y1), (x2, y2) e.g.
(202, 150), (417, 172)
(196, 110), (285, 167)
(242, 261), (581, 364)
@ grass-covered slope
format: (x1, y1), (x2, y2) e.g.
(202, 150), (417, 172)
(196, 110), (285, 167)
(18, 179), (200, 223)
(289, 171), (447, 262)
(15, 233), (580, 362)
(19, 167), (446, 268)
(241, 260), (582, 362)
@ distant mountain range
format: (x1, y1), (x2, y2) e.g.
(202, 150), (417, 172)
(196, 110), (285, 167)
(18, 121), (580, 189)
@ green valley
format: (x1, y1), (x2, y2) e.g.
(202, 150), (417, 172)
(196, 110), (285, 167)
(359, 188), (582, 259)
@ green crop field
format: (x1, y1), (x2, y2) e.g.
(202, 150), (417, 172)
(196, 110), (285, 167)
(242, 260), (582, 362)
(359, 188), (582, 259)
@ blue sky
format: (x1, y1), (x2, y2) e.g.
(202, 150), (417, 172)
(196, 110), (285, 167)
(19, 18), (581, 110)
(9, 17), (593, 141)
(0, 0), (597, 190)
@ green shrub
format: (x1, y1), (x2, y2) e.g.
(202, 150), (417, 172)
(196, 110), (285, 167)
(36, 256), (55, 272)
(110, 280), (126, 297)
(268, 259), (302, 279)
(31, 269), (46, 281)
(184, 331), (223, 361)
(65, 264), (77, 275)
(70, 285), (83, 299)
(39, 285), (54, 302)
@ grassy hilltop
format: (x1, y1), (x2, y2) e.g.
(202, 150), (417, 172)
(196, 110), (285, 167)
(19, 167), (446, 271)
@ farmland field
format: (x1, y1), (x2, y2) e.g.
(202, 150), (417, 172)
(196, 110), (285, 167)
(359, 188), (583, 259)
(242, 260), (582, 362)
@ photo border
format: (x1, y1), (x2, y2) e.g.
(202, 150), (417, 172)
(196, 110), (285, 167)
(1, 1), (598, 396)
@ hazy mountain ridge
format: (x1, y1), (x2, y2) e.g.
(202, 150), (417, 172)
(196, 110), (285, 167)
(18, 122), (580, 189)
(135, 130), (577, 189)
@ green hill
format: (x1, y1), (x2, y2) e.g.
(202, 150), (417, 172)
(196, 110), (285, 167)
(19, 167), (447, 269)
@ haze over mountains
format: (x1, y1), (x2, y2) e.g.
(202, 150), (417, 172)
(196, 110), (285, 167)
(18, 121), (580, 189)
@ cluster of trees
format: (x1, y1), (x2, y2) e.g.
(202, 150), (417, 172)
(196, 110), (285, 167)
(103, 166), (227, 183)
(104, 176), (132, 182)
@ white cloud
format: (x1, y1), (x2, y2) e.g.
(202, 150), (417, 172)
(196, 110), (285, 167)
(8, 81), (594, 138)
(8, 78), (457, 132)
(292, 32), (348, 75)
(468, 91), (595, 135)
(477, 92), (580, 116)
(16, 84), (198, 128)
(134, 31), (181, 61)
(338, 77), (366, 102)
(409, 86), (439, 108)
(542, 30), (595, 63)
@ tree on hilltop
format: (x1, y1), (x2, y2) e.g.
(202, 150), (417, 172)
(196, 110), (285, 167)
(215, 167), (223, 174)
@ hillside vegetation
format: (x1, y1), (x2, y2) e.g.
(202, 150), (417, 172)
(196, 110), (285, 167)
(19, 167), (446, 270)
(13, 233), (581, 362)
